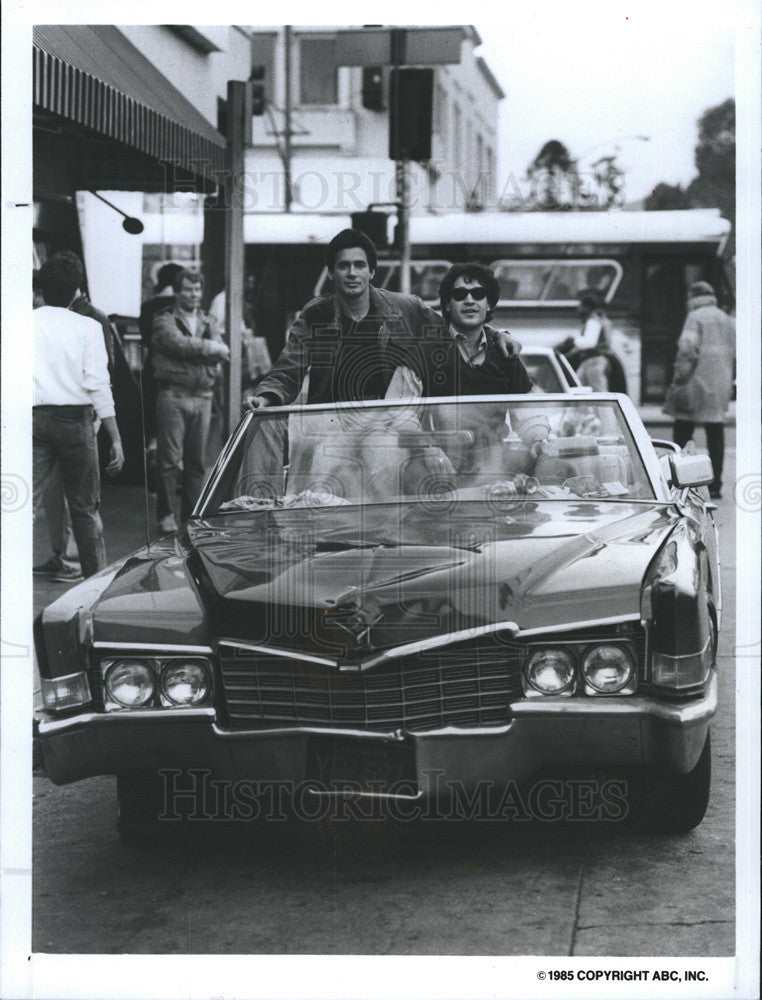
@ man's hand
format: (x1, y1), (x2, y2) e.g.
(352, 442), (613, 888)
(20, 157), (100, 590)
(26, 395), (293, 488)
(245, 395), (271, 410)
(106, 440), (125, 476)
(494, 330), (522, 357)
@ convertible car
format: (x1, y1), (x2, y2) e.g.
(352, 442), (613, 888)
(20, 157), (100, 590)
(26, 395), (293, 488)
(35, 394), (720, 838)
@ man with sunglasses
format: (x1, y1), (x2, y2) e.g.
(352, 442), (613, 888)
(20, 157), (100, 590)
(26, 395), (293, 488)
(386, 262), (534, 398)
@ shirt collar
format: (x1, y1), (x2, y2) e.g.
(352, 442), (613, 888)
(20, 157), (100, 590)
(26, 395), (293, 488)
(451, 325), (488, 365)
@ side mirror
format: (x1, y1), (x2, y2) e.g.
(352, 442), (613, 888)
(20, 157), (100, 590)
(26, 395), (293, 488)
(669, 453), (713, 489)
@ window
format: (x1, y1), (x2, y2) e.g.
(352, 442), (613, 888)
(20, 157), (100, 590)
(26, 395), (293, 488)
(452, 102), (461, 162)
(299, 37), (337, 105)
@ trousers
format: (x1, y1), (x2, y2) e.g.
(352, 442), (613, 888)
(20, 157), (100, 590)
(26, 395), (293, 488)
(155, 386), (213, 523)
(33, 406), (106, 578)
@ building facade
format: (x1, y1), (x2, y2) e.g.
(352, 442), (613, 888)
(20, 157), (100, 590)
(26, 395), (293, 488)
(246, 25), (504, 214)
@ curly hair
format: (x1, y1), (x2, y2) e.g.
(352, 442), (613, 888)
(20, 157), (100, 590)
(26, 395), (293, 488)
(326, 228), (378, 273)
(439, 262), (500, 322)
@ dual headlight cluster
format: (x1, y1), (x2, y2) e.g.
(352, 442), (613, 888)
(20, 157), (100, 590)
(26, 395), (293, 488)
(523, 643), (637, 697)
(101, 657), (213, 711)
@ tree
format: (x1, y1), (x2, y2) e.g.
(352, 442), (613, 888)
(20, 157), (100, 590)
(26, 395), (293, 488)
(646, 98), (734, 258)
(645, 182), (689, 211)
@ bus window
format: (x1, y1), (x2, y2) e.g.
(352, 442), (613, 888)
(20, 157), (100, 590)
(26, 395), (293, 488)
(490, 260), (622, 305)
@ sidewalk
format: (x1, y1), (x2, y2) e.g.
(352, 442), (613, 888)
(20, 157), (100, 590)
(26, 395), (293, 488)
(638, 400), (736, 430)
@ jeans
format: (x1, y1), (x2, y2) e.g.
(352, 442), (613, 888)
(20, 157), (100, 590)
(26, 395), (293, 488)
(673, 420), (725, 491)
(33, 406), (106, 578)
(156, 387), (213, 523)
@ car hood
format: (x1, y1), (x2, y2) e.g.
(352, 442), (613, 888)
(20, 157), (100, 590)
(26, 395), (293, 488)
(93, 500), (677, 654)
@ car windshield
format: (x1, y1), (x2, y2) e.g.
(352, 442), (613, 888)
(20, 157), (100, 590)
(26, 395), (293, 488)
(203, 399), (656, 514)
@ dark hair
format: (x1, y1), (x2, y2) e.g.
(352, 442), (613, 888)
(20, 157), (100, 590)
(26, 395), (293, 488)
(172, 268), (204, 293)
(439, 262), (500, 322)
(38, 251), (85, 307)
(326, 228), (377, 272)
(579, 289), (606, 315)
(155, 263), (185, 293)
(32, 269), (42, 291)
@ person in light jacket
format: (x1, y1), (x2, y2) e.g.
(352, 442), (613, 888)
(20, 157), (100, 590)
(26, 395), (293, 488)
(664, 280), (735, 498)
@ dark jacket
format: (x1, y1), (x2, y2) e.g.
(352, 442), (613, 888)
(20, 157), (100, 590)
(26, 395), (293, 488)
(70, 293), (117, 372)
(139, 293), (175, 350)
(400, 324), (534, 397)
(255, 286), (441, 405)
(152, 306), (228, 394)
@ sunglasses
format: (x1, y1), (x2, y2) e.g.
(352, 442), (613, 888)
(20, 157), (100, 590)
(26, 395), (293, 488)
(450, 286), (488, 302)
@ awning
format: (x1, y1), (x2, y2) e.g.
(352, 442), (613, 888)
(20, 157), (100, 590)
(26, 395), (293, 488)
(33, 25), (226, 192)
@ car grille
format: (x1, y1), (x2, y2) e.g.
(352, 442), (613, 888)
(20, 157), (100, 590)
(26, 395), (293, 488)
(218, 636), (524, 732)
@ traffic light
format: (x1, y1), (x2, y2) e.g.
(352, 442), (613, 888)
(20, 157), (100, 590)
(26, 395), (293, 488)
(362, 67), (385, 111)
(351, 211), (390, 247)
(250, 65), (266, 116)
(388, 68), (433, 162)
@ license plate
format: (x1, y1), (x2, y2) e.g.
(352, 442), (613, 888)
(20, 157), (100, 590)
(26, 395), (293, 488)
(306, 735), (417, 792)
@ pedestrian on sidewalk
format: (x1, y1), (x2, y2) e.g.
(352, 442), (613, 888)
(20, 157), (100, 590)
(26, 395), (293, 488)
(152, 268), (229, 533)
(34, 254), (120, 582)
(33, 254), (124, 580)
(664, 280), (735, 498)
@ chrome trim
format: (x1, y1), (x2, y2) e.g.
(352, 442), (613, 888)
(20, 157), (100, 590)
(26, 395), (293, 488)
(217, 640), (338, 668)
(37, 706), (216, 735)
(219, 617), (640, 675)
(92, 642), (214, 654)
(212, 723), (408, 741)
(650, 438), (682, 455)
(511, 672), (717, 724)
(304, 786), (424, 802)
(712, 518), (723, 621)
(516, 614), (640, 638)
(356, 621), (520, 672)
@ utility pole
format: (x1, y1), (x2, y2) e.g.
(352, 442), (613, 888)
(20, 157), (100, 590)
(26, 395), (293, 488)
(284, 25), (293, 212)
(391, 28), (411, 294)
(223, 79), (250, 433)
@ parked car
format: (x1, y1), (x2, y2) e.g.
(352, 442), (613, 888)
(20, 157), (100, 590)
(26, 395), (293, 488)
(520, 346), (585, 393)
(35, 394), (719, 839)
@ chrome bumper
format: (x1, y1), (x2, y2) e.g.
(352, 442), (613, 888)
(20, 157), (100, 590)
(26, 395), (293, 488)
(37, 673), (717, 788)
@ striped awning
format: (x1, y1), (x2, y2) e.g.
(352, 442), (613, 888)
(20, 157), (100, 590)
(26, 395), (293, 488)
(33, 25), (226, 191)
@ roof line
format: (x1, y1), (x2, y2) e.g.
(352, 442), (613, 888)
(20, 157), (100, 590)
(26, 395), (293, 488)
(475, 55), (505, 100)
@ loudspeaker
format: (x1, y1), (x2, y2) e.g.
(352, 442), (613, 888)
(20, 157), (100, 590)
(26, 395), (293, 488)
(388, 68), (433, 162)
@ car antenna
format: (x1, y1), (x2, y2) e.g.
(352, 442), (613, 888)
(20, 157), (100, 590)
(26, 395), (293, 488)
(137, 355), (152, 554)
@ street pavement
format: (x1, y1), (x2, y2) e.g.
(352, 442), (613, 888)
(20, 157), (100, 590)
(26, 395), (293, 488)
(31, 426), (738, 956)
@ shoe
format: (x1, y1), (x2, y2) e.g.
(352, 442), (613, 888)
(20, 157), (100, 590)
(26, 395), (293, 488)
(34, 555), (63, 575)
(159, 514), (178, 534)
(51, 560), (84, 583)
(708, 486), (722, 500)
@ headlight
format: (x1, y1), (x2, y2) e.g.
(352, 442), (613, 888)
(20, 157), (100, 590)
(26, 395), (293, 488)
(160, 660), (212, 706)
(525, 648), (575, 694)
(104, 660), (155, 708)
(582, 644), (635, 694)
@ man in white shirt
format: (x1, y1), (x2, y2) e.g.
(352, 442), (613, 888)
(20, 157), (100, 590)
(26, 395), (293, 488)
(33, 255), (124, 578)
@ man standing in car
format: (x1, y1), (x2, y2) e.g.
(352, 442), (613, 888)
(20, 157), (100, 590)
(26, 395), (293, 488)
(385, 261), (534, 398)
(247, 230), (521, 408)
(152, 269), (229, 532)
